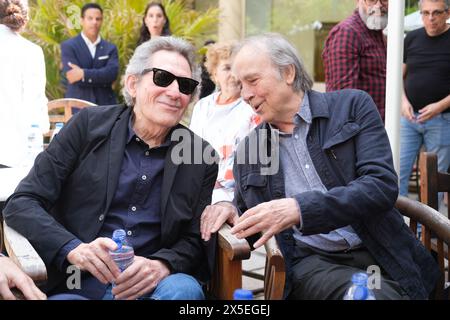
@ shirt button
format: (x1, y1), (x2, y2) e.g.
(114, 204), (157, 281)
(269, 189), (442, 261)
(145, 151), (150, 156)
(88, 79), (92, 83)
(98, 214), (104, 221)
(127, 231), (132, 236)
(294, 134), (299, 139)
(131, 206), (137, 212)
(135, 137), (140, 142)
(142, 175), (147, 180)
(305, 164), (310, 169)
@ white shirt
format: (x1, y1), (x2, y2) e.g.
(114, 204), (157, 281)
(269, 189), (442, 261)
(190, 92), (259, 203)
(0, 24), (49, 167)
(81, 32), (101, 58)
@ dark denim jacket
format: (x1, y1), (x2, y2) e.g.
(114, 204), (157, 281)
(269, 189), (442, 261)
(232, 89), (439, 300)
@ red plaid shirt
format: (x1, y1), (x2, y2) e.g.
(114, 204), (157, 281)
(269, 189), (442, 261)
(322, 10), (387, 120)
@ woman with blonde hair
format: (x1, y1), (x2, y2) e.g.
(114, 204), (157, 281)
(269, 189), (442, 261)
(190, 41), (259, 203)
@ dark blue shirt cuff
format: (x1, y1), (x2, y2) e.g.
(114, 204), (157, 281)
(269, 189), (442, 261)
(55, 239), (82, 272)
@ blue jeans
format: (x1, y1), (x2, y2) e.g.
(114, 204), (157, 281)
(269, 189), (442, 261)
(399, 113), (450, 197)
(102, 273), (204, 300)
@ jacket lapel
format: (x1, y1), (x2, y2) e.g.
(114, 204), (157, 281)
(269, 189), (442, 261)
(104, 108), (131, 212)
(160, 126), (184, 216)
(76, 34), (94, 67)
(93, 39), (105, 68)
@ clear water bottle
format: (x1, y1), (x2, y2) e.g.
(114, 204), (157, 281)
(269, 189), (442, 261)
(233, 289), (253, 300)
(343, 272), (376, 300)
(26, 124), (43, 165)
(109, 229), (134, 272)
(51, 122), (64, 141)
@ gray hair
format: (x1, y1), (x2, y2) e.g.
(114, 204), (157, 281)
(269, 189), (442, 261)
(122, 36), (200, 107)
(234, 33), (313, 93)
(419, 0), (450, 9)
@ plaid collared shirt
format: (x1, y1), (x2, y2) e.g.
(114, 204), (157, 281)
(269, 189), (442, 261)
(322, 10), (387, 120)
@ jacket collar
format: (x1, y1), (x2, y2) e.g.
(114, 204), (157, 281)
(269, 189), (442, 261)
(307, 90), (330, 120)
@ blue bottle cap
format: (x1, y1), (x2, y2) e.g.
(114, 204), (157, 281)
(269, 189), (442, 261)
(353, 286), (369, 300)
(233, 289), (253, 300)
(112, 229), (126, 249)
(351, 272), (368, 286)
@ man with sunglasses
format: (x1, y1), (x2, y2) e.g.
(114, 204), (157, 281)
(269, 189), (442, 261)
(400, 0), (450, 203)
(3, 37), (218, 300)
(323, 0), (388, 121)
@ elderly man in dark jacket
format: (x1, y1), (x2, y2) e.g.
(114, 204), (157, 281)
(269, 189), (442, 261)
(200, 33), (439, 300)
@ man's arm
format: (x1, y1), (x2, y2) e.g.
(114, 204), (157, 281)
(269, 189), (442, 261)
(82, 45), (119, 87)
(323, 27), (360, 91)
(417, 94), (450, 123)
(295, 92), (399, 235)
(3, 109), (90, 266)
(401, 64), (415, 121)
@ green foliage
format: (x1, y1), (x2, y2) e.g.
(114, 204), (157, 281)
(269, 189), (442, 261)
(24, 0), (218, 101)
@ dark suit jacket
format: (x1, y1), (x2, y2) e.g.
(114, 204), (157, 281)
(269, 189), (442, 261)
(61, 34), (119, 105)
(3, 105), (218, 293)
(233, 90), (439, 300)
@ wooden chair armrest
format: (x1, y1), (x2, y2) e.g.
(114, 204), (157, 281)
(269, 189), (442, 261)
(210, 224), (251, 300)
(396, 196), (450, 245)
(217, 223), (251, 260)
(264, 236), (285, 300)
(3, 220), (47, 283)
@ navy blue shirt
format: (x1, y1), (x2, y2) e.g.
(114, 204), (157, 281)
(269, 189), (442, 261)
(54, 116), (169, 299)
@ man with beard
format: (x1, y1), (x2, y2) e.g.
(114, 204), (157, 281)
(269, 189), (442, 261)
(322, 0), (388, 121)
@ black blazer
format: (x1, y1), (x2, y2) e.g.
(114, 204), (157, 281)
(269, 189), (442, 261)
(61, 34), (119, 105)
(3, 105), (218, 292)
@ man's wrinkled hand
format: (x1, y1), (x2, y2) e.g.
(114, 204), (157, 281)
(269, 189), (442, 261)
(67, 238), (120, 284)
(231, 198), (301, 248)
(112, 257), (170, 300)
(200, 202), (239, 241)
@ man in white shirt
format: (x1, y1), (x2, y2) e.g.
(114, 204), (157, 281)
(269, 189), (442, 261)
(60, 3), (119, 105)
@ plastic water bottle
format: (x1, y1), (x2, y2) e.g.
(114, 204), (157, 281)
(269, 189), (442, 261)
(343, 272), (376, 300)
(51, 122), (64, 141)
(110, 229), (134, 272)
(233, 289), (253, 300)
(26, 124), (43, 165)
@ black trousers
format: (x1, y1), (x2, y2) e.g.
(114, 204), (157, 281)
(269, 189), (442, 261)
(287, 240), (409, 300)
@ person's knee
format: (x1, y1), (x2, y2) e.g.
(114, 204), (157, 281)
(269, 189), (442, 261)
(151, 273), (204, 300)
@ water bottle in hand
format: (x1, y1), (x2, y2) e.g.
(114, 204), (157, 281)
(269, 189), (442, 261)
(343, 272), (376, 300)
(110, 229), (134, 272)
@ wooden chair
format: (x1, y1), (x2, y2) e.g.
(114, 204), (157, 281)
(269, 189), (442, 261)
(45, 98), (97, 143)
(419, 151), (450, 216)
(396, 196), (450, 299)
(212, 196), (450, 300)
(1, 218), (285, 300)
(209, 224), (285, 300)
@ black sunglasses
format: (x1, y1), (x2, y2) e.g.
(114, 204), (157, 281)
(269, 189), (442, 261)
(141, 67), (199, 95)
